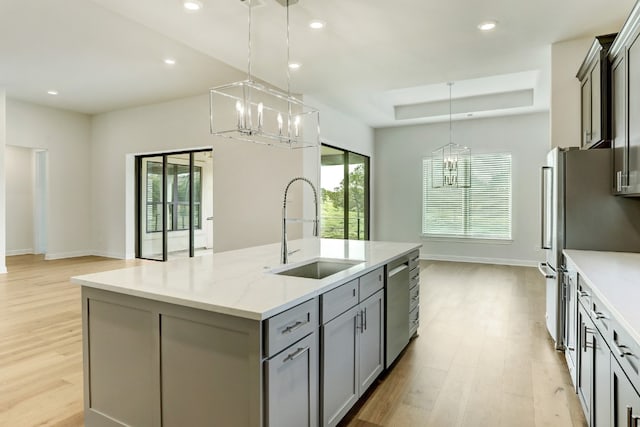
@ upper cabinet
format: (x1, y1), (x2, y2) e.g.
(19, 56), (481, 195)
(577, 34), (617, 150)
(609, 1), (640, 196)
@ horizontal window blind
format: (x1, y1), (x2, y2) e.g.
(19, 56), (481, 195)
(422, 153), (512, 240)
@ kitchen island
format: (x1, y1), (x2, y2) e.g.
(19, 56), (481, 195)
(72, 238), (421, 427)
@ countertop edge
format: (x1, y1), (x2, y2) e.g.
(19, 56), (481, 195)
(72, 241), (422, 321)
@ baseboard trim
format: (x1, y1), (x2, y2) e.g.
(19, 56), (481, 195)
(45, 251), (94, 260)
(420, 253), (540, 267)
(6, 249), (34, 256)
(90, 250), (126, 260)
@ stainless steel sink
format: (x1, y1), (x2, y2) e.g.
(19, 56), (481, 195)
(272, 259), (363, 279)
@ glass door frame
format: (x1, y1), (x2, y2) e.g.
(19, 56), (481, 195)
(320, 143), (370, 240)
(135, 148), (211, 261)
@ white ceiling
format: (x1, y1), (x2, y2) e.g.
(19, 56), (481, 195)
(0, 0), (636, 127)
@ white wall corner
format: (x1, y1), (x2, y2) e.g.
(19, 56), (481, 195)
(0, 89), (6, 274)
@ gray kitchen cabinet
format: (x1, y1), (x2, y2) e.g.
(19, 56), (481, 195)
(612, 53), (628, 193)
(265, 332), (318, 427)
(578, 302), (594, 422)
(577, 34), (616, 149)
(609, 2), (640, 196)
(594, 332), (611, 427)
(358, 290), (385, 393)
(612, 357), (640, 426)
(321, 304), (360, 427)
(321, 288), (385, 427)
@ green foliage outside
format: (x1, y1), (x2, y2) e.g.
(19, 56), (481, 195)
(321, 164), (366, 240)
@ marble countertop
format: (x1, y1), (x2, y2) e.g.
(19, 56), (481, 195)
(72, 239), (421, 320)
(563, 249), (640, 345)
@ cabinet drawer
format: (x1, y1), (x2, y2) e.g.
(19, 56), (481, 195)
(321, 279), (358, 324)
(359, 267), (384, 302)
(409, 267), (419, 290)
(409, 284), (420, 312)
(264, 299), (318, 358)
(409, 305), (419, 336)
(408, 251), (420, 271)
(589, 292), (612, 342)
(612, 317), (640, 395)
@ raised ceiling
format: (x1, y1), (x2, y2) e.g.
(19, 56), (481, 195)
(0, 0), (635, 127)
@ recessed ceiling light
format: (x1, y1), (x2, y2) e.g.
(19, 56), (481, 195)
(183, 0), (203, 11)
(309, 20), (325, 30)
(47, 90), (58, 96)
(288, 62), (301, 70)
(164, 58), (176, 65)
(478, 20), (497, 31)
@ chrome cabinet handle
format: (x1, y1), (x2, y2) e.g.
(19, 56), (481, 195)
(578, 290), (590, 298)
(615, 341), (633, 358)
(581, 324), (595, 352)
(537, 262), (556, 279)
(628, 406), (633, 427)
(356, 311), (362, 332)
(363, 307), (367, 331)
(590, 310), (606, 320)
(282, 317), (309, 334)
(283, 346), (309, 363)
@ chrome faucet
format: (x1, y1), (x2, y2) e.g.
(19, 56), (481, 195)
(281, 177), (319, 264)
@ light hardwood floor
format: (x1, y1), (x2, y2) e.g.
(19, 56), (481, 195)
(0, 256), (586, 426)
(340, 261), (587, 427)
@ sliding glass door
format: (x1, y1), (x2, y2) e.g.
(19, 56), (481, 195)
(320, 145), (370, 240)
(136, 149), (212, 261)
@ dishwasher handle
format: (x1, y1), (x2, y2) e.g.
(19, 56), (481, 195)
(388, 264), (409, 278)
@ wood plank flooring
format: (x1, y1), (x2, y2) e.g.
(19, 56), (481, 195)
(0, 256), (586, 426)
(340, 261), (587, 427)
(0, 255), (144, 427)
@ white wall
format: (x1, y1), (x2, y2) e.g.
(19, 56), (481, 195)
(374, 112), (549, 266)
(6, 99), (92, 260)
(550, 36), (593, 149)
(91, 94), (304, 258)
(0, 90), (6, 273)
(6, 145), (34, 255)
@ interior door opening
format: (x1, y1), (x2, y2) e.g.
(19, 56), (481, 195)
(136, 149), (213, 261)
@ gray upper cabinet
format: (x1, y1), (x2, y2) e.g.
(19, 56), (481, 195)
(577, 34), (616, 150)
(610, 1), (640, 196)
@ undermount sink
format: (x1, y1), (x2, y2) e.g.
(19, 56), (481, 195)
(272, 258), (363, 280)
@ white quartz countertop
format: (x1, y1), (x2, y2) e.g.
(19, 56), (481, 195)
(72, 239), (421, 321)
(563, 249), (640, 345)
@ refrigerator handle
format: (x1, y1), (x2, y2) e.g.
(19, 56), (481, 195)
(541, 166), (552, 250)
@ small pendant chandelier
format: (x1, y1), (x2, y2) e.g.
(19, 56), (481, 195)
(431, 82), (471, 188)
(209, 0), (320, 149)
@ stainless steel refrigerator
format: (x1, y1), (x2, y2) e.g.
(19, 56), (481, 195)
(539, 147), (640, 352)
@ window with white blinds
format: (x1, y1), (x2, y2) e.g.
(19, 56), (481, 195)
(422, 153), (512, 240)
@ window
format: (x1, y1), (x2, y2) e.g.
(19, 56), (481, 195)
(320, 145), (370, 240)
(422, 153), (512, 240)
(146, 162), (202, 233)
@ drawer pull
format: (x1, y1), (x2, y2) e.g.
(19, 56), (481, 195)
(282, 318), (309, 335)
(283, 346), (309, 363)
(579, 290), (590, 298)
(615, 341), (633, 358)
(412, 295), (419, 301)
(363, 308), (367, 331)
(590, 310), (607, 320)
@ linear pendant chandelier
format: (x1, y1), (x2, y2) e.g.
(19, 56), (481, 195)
(209, 0), (320, 149)
(431, 82), (471, 188)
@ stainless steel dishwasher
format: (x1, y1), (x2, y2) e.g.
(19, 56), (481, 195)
(385, 256), (410, 368)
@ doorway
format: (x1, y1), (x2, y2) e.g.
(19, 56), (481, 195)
(5, 146), (47, 257)
(320, 144), (370, 240)
(135, 149), (213, 261)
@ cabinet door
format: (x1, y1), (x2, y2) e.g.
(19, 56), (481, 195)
(628, 33), (640, 192)
(322, 305), (359, 427)
(265, 332), (318, 427)
(594, 328), (611, 427)
(591, 61), (602, 144)
(582, 76), (592, 147)
(611, 358), (640, 426)
(578, 304), (594, 421)
(613, 55), (628, 192)
(358, 290), (384, 394)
